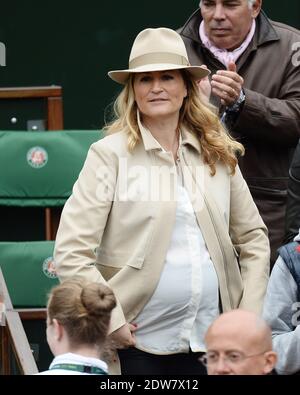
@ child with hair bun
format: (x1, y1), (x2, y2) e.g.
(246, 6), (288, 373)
(37, 278), (116, 375)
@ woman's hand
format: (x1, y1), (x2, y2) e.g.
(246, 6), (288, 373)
(197, 65), (211, 104)
(109, 323), (137, 349)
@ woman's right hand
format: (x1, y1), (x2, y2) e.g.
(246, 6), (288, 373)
(109, 323), (137, 349)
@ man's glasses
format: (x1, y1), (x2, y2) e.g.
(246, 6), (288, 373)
(199, 350), (268, 366)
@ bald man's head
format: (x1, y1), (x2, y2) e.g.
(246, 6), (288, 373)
(206, 310), (273, 351)
(203, 310), (277, 375)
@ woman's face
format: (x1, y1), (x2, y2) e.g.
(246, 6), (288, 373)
(133, 70), (187, 122)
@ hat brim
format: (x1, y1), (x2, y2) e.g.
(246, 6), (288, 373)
(108, 63), (210, 84)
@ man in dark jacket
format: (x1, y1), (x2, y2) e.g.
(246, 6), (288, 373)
(179, 0), (300, 266)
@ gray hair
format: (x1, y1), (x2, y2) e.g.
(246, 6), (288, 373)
(199, 0), (255, 8)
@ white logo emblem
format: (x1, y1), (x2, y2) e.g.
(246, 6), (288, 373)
(42, 257), (57, 279)
(27, 147), (48, 169)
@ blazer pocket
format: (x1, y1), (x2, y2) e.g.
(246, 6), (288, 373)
(125, 255), (145, 269)
(96, 250), (145, 270)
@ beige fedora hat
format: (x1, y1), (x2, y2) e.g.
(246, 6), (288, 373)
(108, 27), (210, 84)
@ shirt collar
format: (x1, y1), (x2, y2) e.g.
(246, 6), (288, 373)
(49, 352), (108, 373)
(294, 230), (300, 242)
(137, 111), (201, 155)
(181, 125), (201, 154)
(137, 110), (163, 151)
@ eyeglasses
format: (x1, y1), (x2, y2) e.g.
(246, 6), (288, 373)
(199, 350), (268, 367)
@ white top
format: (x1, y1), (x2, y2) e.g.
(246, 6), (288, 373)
(134, 166), (219, 354)
(36, 353), (108, 375)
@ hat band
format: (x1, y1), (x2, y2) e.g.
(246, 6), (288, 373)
(129, 52), (189, 70)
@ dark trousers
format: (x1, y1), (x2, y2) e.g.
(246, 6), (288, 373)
(118, 347), (207, 375)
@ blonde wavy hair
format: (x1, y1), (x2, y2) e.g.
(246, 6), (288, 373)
(104, 70), (244, 175)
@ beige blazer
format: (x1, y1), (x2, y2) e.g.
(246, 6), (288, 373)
(54, 123), (270, 345)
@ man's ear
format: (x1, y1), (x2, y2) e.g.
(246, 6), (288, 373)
(53, 318), (63, 341)
(263, 351), (278, 374)
(251, 0), (262, 19)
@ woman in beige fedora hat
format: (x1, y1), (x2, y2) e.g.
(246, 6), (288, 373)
(54, 27), (270, 375)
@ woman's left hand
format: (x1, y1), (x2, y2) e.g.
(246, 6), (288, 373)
(109, 322), (137, 349)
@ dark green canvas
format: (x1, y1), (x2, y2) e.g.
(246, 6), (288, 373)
(0, 130), (103, 206)
(0, 241), (59, 307)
